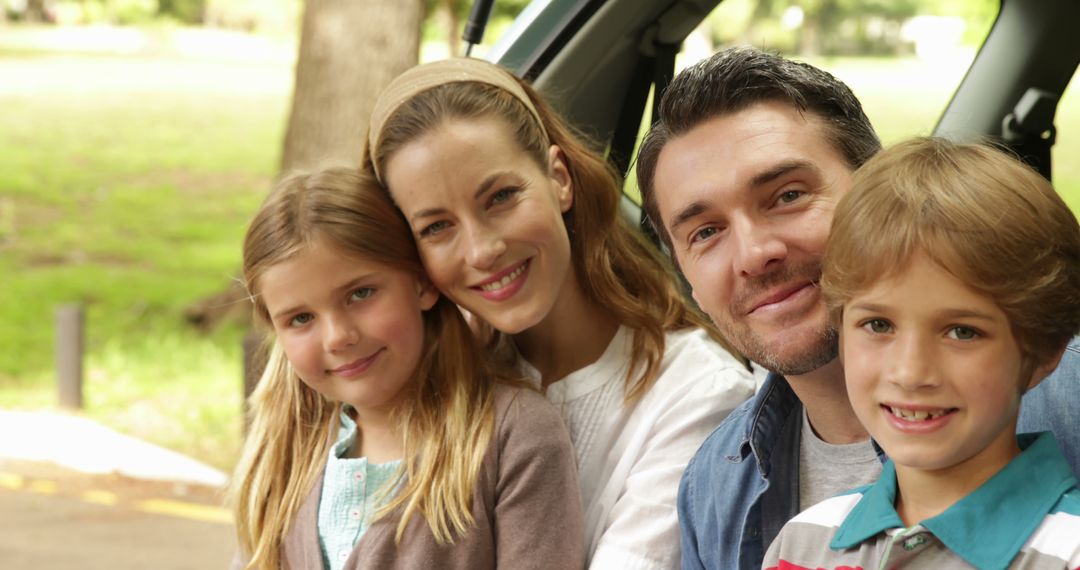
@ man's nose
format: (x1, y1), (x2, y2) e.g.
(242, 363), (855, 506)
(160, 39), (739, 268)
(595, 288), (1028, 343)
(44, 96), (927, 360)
(732, 220), (787, 278)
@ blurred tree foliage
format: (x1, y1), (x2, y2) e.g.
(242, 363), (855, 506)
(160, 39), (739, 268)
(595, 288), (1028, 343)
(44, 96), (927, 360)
(706, 0), (1000, 56)
(5, 0), (1000, 55)
(157, 0), (204, 23)
(424, 0), (530, 54)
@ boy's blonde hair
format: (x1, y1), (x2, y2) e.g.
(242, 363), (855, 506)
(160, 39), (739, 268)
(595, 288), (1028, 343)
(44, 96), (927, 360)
(822, 137), (1080, 369)
(366, 60), (747, 401)
(230, 167), (513, 568)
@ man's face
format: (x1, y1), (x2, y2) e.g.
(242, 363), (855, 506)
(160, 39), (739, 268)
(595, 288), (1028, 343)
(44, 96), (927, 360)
(653, 101), (854, 375)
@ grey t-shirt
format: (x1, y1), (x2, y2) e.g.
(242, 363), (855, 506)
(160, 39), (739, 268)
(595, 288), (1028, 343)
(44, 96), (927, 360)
(798, 409), (882, 511)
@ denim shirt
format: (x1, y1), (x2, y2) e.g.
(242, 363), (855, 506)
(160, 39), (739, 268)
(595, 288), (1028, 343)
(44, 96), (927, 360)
(1018, 335), (1080, 476)
(677, 372), (805, 570)
(678, 335), (1080, 570)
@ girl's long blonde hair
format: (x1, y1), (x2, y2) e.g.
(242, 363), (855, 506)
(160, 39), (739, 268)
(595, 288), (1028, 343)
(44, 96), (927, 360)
(368, 63), (747, 402)
(229, 167), (510, 568)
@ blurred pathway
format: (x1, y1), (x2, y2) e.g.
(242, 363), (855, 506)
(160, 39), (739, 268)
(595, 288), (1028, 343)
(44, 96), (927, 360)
(0, 411), (236, 569)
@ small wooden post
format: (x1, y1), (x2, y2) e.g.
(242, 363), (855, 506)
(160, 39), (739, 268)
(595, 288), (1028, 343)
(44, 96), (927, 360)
(56, 304), (84, 410)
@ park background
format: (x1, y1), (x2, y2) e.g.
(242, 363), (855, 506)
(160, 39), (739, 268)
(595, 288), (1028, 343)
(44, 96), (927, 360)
(2, 0), (1077, 477)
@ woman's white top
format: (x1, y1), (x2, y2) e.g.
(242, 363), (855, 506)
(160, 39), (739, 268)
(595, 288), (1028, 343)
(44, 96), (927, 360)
(518, 325), (757, 569)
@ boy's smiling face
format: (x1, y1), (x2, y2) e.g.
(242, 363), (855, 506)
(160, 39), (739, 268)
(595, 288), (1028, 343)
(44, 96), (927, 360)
(840, 251), (1035, 480)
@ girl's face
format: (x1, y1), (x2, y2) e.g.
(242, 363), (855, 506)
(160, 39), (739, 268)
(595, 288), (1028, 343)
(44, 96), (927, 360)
(383, 116), (575, 335)
(257, 239), (438, 418)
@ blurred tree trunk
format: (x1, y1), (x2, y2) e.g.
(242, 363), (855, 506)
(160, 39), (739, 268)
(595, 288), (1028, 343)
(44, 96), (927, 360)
(186, 0), (423, 331)
(24, 0), (48, 22)
(281, 0), (424, 172)
(437, 0), (462, 58)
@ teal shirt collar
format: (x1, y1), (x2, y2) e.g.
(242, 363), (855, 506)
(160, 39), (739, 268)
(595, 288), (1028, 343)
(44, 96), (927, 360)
(831, 432), (1077, 570)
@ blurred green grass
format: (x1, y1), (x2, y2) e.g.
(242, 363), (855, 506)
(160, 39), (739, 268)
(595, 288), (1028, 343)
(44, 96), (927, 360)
(0, 51), (291, 471)
(826, 55), (1080, 214)
(1, 47), (1076, 474)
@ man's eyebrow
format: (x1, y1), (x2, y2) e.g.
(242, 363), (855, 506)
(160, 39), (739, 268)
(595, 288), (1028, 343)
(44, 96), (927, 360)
(667, 160), (818, 235)
(669, 201), (708, 234)
(750, 159), (817, 188)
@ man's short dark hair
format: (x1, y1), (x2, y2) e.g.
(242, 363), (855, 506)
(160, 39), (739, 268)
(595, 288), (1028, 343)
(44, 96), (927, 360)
(636, 46), (882, 248)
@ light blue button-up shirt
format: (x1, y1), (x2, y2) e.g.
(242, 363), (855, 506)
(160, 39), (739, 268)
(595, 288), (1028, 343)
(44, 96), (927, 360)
(316, 412), (402, 570)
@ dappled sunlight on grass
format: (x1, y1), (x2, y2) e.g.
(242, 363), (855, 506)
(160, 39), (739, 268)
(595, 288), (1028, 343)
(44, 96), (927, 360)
(0, 48), (286, 470)
(85, 333), (245, 472)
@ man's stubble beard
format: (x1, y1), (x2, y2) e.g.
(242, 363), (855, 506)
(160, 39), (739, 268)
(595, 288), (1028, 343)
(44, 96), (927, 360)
(711, 260), (839, 376)
(739, 321), (838, 376)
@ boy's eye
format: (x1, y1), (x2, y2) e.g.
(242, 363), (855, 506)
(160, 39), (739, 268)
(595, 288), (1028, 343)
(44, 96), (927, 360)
(947, 326), (978, 341)
(862, 319), (892, 334)
(289, 313), (314, 327)
(420, 220), (449, 237)
(351, 287), (375, 301)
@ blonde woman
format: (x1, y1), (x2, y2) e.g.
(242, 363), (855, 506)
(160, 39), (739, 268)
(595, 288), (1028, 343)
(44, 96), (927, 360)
(366, 58), (757, 568)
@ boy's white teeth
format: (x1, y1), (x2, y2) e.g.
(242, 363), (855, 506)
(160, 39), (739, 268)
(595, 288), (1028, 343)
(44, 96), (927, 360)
(480, 263), (526, 292)
(890, 406), (946, 421)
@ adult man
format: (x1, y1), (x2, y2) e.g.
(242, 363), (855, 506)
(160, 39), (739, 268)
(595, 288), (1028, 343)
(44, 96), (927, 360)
(634, 46), (1080, 570)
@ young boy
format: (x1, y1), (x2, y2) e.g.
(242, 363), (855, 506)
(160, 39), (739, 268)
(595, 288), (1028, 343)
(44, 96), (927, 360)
(762, 137), (1080, 570)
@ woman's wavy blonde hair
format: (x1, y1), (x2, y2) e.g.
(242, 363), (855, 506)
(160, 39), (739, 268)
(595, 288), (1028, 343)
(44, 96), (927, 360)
(367, 66), (747, 401)
(229, 167), (512, 568)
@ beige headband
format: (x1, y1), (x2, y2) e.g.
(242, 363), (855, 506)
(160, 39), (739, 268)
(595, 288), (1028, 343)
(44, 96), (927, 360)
(367, 57), (547, 182)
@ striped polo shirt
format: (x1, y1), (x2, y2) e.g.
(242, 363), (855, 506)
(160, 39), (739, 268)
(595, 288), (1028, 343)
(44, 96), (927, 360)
(764, 432), (1080, 570)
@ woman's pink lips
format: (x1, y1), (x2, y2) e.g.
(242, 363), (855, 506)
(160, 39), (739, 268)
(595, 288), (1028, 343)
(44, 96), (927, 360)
(471, 259), (530, 302)
(472, 258), (530, 287)
(330, 349), (383, 378)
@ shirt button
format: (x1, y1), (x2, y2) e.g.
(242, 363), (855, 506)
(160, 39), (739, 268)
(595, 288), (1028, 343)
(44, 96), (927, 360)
(350, 509), (361, 520)
(338, 550), (349, 561)
(354, 471), (365, 482)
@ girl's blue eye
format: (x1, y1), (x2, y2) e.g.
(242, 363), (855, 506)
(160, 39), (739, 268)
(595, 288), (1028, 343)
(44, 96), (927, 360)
(351, 287), (375, 301)
(947, 326), (978, 341)
(290, 313), (313, 327)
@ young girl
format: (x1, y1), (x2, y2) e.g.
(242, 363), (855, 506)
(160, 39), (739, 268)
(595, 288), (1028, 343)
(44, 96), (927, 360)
(364, 57), (757, 568)
(228, 167), (584, 569)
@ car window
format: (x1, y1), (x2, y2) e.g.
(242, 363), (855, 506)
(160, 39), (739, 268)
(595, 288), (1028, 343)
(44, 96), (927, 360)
(1054, 77), (1079, 213)
(623, 0), (1005, 205)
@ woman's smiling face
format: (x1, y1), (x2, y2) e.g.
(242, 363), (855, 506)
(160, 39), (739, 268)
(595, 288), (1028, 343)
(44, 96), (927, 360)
(383, 116), (575, 335)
